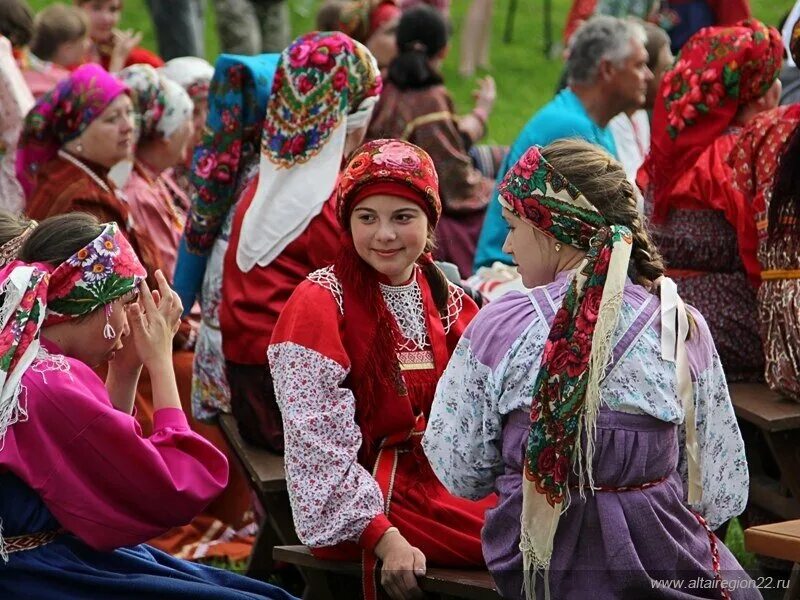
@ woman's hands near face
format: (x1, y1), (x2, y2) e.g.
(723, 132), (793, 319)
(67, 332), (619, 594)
(374, 529), (426, 600)
(127, 270), (183, 369)
(108, 28), (142, 72)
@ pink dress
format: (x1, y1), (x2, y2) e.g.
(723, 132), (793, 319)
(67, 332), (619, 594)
(0, 37), (33, 213)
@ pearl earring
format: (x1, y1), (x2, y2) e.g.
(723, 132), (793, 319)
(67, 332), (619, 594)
(75, 141), (84, 155)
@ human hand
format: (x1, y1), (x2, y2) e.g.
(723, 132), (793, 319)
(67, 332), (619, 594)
(473, 76), (496, 114)
(108, 313), (141, 375)
(127, 270), (183, 369)
(374, 529), (426, 600)
(108, 28), (142, 72)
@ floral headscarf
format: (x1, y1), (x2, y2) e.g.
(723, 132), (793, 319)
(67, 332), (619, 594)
(337, 0), (401, 43)
(16, 63), (128, 198)
(236, 32), (382, 272)
(182, 53), (280, 254)
(638, 19), (782, 222)
(0, 222), (145, 464)
(158, 57), (215, 103)
(119, 64), (193, 140)
(498, 146), (633, 593)
(337, 139), (440, 227)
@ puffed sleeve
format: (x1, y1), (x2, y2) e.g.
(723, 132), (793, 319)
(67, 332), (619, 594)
(680, 308), (749, 530)
(6, 356), (228, 550)
(268, 274), (391, 552)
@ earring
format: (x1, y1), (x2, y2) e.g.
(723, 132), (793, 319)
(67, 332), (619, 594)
(75, 141), (84, 155)
(103, 303), (116, 340)
(554, 242), (562, 252)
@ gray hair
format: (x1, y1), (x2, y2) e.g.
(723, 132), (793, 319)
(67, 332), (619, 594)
(567, 16), (647, 85)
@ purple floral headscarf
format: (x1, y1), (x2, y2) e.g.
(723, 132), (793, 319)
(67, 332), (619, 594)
(16, 64), (128, 197)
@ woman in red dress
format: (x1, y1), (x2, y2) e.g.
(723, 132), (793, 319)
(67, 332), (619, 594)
(269, 139), (495, 600)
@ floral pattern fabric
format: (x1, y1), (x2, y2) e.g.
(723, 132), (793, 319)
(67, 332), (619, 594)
(424, 277), (749, 530)
(263, 32), (382, 168)
(16, 64), (128, 198)
(337, 138), (441, 227)
(639, 18), (783, 223)
(185, 54), (279, 253)
(44, 222), (147, 325)
(118, 65), (193, 140)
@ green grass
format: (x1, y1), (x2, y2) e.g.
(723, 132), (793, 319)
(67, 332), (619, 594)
(27, 0), (785, 144)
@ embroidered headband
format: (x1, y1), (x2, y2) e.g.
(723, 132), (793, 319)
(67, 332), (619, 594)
(0, 221), (37, 268)
(338, 139), (442, 228)
(497, 145), (606, 249)
(498, 146), (633, 595)
(45, 222), (147, 326)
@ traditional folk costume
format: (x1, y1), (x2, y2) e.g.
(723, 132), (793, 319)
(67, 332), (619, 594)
(158, 57), (216, 200)
(335, 0), (401, 48)
(219, 32), (382, 451)
(173, 53), (279, 422)
(269, 139), (494, 600)
(637, 20), (783, 383)
(0, 223), (295, 600)
(119, 64), (194, 278)
(18, 64), (162, 278)
(368, 81), (493, 278)
(730, 109), (800, 400)
(426, 146), (755, 599)
(17, 64), (251, 562)
(0, 36), (33, 214)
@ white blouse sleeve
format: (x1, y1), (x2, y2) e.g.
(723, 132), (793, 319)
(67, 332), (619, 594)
(680, 312), (749, 530)
(424, 336), (504, 500)
(269, 341), (386, 547)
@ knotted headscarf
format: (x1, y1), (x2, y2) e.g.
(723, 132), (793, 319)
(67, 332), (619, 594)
(498, 146), (633, 596)
(638, 19), (782, 223)
(119, 64), (193, 140)
(337, 0), (401, 43)
(236, 31), (382, 272)
(16, 63), (128, 197)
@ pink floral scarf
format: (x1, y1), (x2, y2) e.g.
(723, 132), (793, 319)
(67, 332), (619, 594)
(498, 146), (632, 596)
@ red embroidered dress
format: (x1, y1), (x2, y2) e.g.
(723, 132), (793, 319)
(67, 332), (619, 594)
(269, 267), (492, 565)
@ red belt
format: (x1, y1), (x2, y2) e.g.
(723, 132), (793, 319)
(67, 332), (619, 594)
(363, 413), (427, 600)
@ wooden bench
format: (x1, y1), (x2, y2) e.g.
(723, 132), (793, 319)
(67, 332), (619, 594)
(217, 414), (299, 581)
(729, 384), (800, 521)
(745, 520), (800, 600)
(274, 545), (501, 600)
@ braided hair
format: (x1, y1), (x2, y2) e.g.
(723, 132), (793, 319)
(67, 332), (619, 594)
(541, 139), (666, 291)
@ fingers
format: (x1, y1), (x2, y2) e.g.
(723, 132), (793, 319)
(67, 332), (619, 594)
(412, 547), (426, 576)
(127, 302), (146, 338)
(139, 279), (158, 315)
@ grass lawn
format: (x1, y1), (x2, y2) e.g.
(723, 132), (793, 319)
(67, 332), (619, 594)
(27, 0), (787, 144)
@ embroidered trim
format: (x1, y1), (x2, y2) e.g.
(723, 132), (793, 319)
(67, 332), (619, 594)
(443, 283), (465, 335)
(380, 279), (429, 352)
(307, 266), (344, 314)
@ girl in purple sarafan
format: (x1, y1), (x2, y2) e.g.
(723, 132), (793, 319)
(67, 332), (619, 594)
(424, 139), (758, 599)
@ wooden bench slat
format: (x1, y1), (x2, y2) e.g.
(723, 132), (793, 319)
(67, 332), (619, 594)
(745, 520), (800, 563)
(729, 384), (800, 432)
(218, 414), (286, 493)
(274, 545), (501, 599)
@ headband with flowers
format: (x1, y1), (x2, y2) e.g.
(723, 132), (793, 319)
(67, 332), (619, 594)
(337, 138), (441, 228)
(0, 221), (146, 474)
(498, 146), (633, 593)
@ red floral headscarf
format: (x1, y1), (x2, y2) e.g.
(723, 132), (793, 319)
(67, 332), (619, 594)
(638, 19), (782, 222)
(337, 138), (441, 228)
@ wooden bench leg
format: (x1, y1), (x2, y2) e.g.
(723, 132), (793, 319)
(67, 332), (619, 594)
(784, 563), (800, 600)
(246, 514), (279, 581)
(764, 430), (800, 504)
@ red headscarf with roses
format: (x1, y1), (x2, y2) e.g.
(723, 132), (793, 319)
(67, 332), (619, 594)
(498, 145), (633, 587)
(638, 19), (782, 223)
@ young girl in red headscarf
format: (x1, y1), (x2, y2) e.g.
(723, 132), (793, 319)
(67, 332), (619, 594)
(269, 139), (494, 600)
